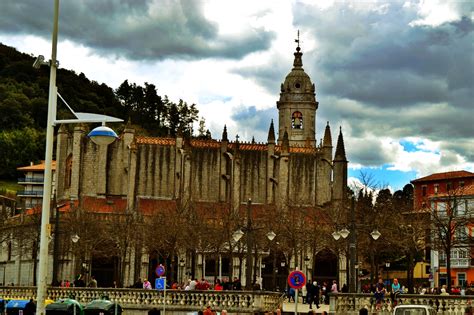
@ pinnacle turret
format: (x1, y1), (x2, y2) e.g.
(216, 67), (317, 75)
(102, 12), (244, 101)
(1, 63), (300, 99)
(267, 119), (275, 144)
(334, 127), (347, 161)
(323, 121), (332, 147)
(222, 125), (228, 142)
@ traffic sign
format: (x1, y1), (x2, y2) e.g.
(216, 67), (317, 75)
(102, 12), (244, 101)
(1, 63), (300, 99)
(155, 264), (166, 277)
(288, 270), (306, 289)
(155, 277), (166, 290)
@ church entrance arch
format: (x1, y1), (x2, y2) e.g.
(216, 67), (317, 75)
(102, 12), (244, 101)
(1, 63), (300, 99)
(90, 241), (120, 288)
(313, 249), (338, 285)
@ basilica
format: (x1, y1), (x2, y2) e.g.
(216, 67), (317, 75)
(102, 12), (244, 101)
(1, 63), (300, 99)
(6, 44), (349, 289)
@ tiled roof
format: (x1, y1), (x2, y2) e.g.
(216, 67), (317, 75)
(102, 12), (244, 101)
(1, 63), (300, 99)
(136, 137), (176, 145)
(17, 160), (56, 171)
(82, 196), (127, 213)
(135, 136), (318, 154)
(411, 170), (474, 183)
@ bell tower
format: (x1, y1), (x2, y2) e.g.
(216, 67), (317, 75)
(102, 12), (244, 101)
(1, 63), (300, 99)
(277, 34), (318, 147)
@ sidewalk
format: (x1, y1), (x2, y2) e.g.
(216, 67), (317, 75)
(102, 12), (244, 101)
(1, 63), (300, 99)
(283, 301), (330, 314)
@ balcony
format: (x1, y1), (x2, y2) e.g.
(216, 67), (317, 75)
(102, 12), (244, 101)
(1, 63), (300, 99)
(451, 258), (470, 268)
(17, 190), (44, 197)
(18, 177), (45, 184)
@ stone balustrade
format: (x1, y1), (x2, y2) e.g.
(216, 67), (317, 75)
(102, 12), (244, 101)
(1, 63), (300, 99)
(0, 287), (284, 314)
(330, 293), (474, 314)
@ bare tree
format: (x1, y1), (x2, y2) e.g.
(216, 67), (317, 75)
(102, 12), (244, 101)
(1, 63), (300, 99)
(428, 185), (473, 292)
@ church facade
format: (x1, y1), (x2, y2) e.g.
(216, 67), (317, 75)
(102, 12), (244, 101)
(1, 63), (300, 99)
(2, 45), (348, 289)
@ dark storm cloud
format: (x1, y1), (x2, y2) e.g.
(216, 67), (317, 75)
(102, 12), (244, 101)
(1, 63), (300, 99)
(0, 0), (274, 60)
(234, 1), (473, 166)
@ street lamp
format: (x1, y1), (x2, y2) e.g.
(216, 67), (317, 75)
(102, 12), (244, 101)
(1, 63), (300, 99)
(232, 199), (254, 290)
(71, 234), (80, 243)
(35, 2), (122, 315)
(332, 198), (382, 293)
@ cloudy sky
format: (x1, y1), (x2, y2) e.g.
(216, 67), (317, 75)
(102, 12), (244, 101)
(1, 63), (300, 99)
(0, 0), (473, 191)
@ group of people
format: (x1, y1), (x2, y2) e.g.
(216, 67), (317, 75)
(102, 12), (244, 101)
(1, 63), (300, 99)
(288, 279), (341, 308)
(132, 277), (245, 291)
(58, 275), (97, 288)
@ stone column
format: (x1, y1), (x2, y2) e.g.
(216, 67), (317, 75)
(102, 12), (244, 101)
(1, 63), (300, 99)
(70, 125), (85, 199)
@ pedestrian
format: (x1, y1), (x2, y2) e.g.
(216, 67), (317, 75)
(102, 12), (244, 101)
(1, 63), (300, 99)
(288, 287), (295, 302)
(341, 283), (348, 293)
(390, 278), (401, 305)
(89, 275), (98, 288)
(133, 278), (142, 288)
(143, 279), (152, 289)
(203, 305), (215, 315)
(74, 274), (85, 287)
(302, 282), (308, 304)
(374, 278), (386, 310)
(309, 281), (320, 309)
(232, 278), (242, 290)
(331, 280), (338, 293)
(214, 279), (223, 291)
(322, 281), (329, 304)
(24, 299), (36, 315)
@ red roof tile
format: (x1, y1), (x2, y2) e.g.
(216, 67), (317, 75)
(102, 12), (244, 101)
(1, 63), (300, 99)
(135, 136), (319, 154)
(17, 161), (56, 171)
(411, 171), (474, 183)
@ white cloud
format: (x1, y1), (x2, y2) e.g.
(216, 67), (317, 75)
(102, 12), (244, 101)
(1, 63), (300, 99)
(408, 0), (461, 27)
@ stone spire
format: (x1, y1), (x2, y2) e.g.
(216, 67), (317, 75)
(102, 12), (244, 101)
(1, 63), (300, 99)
(222, 125), (228, 142)
(267, 119), (275, 144)
(334, 127), (347, 161)
(323, 121), (332, 147)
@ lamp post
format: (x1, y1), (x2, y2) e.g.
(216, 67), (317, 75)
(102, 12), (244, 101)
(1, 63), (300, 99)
(385, 262), (390, 284)
(266, 231), (276, 291)
(333, 197), (381, 293)
(35, 2), (122, 314)
(232, 204), (275, 291)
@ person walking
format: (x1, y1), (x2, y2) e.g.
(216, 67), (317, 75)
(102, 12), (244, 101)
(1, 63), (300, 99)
(309, 281), (320, 309)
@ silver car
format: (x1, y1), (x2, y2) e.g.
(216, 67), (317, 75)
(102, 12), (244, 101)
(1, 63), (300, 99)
(393, 305), (437, 315)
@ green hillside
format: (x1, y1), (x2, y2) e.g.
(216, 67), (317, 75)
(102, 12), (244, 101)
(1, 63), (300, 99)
(0, 43), (204, 180)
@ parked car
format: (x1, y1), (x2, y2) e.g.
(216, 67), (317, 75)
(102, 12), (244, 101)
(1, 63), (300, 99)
(393, 305), (436, 315)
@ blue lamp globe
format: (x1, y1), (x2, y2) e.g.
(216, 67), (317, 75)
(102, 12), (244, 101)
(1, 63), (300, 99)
(87, 125), (118, 145)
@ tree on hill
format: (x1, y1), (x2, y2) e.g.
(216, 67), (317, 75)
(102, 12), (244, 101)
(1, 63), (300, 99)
(0, 44), (202, 179)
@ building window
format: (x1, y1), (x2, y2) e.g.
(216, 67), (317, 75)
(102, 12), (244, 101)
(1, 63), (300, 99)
(447, 182), (453, 191)
(458, 273), (467, 287)
(291, 111), (303, 129)
(422, 185), (427, 197)
(434, 184), (439, 195)
(437, 202), (446, 216)
(459, 181), (465, 188)
(457, 200), (466, 216)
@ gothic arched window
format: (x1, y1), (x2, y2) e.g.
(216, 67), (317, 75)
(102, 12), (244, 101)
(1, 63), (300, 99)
(292, 111), (303, 129)
(65, 154), (73, 189)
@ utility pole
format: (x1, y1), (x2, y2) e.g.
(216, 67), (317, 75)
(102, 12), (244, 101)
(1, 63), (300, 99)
(245, 198), (253, 290)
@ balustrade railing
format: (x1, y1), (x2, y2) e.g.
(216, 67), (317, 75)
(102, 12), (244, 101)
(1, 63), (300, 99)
(330, 293), (474, 314)
(0, 287), (284, 313)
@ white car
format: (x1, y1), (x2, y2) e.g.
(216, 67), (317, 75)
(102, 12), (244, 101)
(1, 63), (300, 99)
(393, 305), (437, 315)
